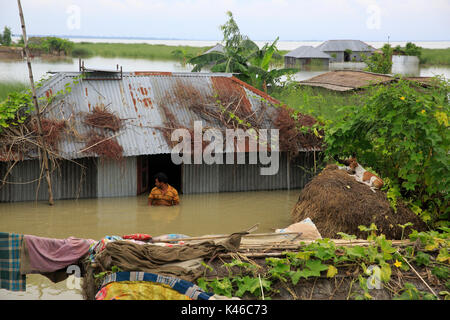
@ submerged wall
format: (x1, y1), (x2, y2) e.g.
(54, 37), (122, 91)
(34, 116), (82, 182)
(391, 55), (420, 76)
(0, 152), (318, 202)
(97, 157), (137, 198)
(182, 152), (318, 194)
(0, 158), (97, 202)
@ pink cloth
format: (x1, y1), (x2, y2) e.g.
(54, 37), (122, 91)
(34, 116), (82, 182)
(24, 235), (96, 273)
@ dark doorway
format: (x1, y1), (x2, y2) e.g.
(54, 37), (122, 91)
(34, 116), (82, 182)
(344, 50), (351, 62)
(137, 154), (182, 195)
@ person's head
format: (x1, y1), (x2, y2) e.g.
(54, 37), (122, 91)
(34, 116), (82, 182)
(154, 172), (169, 188)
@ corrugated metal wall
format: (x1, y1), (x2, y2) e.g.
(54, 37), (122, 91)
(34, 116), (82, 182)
(0, 158), (97, 202)
(97, 157), (137, 198)
(1, 152), (318, 201)
(182, 152), (318, 194)
(289, 151), (318, 189)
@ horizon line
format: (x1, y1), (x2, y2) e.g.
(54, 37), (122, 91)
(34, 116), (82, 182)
(11, 34), (450, 43)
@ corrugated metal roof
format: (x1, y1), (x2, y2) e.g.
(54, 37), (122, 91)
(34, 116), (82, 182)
(204, 44), (225, 54)
(284, 46), (331, 59)
(316, 40), (375, 52)
(35, 71), (287, 160)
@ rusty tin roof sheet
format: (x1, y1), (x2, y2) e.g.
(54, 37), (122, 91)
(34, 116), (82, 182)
(35, 71), (287, 160)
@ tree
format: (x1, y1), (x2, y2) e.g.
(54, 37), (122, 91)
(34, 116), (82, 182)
(1, 26), (12, 46)
(189, 12), (296, 91)
(171, 48), (194, 67)
(393, 42), (422, 58)
(247, 37), (297, 92)
(189, 11), (257, 81)
(362, 43), (393, 74)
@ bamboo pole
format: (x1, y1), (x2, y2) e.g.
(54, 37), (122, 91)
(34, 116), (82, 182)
(151, 231), (302, 243)
(17, 0), (54, 205)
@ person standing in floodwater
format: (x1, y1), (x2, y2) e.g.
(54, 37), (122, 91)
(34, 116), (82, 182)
(148, 172), (180, 206)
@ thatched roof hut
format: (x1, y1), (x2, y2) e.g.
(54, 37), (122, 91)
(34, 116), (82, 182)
(291, 165), (427, 239)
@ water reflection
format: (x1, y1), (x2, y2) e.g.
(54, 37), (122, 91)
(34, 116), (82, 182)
(0, 56), (192, 83)
(0, 190), (298, 300)
(0, 190), (298, 240)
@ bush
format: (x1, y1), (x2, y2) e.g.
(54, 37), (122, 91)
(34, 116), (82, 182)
(0, 26), (12, 46)
(393, 42), (422, 58)
(324, 78), (449, 226)
(362, 44), (393, 74)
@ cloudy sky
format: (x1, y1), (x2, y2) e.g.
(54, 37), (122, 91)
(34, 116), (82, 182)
(1, 0), (449, 41)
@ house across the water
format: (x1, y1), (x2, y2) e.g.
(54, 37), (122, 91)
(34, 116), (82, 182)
(316, 40), (375, 63)
(283, 46), (331, 69)
(0, 68), (321, 202)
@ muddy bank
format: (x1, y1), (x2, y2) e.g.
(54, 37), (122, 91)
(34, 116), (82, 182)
(0, 46), (69, 60)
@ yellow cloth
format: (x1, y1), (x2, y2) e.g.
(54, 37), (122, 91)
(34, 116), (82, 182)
(100, 281), (191, 300)
(148, 184), (179, 206)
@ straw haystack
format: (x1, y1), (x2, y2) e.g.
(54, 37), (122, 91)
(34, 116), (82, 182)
(291, 165), (427, 239)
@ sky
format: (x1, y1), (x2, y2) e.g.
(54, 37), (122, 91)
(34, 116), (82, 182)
(0, 0), (449, 41)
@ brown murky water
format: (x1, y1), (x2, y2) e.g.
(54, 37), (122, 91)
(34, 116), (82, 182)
(0, 190), (299, 300)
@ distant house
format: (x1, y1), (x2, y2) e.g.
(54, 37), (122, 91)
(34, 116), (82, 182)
(204, 43), (225, 54)
(284, 46), (331, 69)
(316, 40), (375, 62)
(0, 69), (320, 202)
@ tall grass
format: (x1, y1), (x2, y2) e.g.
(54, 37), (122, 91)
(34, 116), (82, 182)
(0, 81), (29, 101)
(72, 42), (211, 61)
(420, 48), (450, 66)
(270, 83), (364, 122)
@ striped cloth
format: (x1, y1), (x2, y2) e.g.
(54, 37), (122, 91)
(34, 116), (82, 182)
(0, 232), (26, 292)
(100, 271), (212, 300)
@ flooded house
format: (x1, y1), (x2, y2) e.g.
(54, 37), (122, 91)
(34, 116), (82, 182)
(283, 46), (331, 69)
(0, 69), (321, 202)
(316, 39), (375, 63)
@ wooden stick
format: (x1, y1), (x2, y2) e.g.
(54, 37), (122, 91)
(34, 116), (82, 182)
(152, 232), (302, 243)
(17, 0), (54, 205)
(77, 133), (121, 153)
(397, 251), (440, 300)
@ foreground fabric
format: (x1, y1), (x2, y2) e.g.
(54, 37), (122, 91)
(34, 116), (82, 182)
(95, 271), (211, 300)
(20, 235), (95, 274)
(95, 234), (243, 282)
(0, 232), (26, 291)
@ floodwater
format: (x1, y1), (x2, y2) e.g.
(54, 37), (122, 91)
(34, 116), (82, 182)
(0, 190), (299, 300)
(1, 56), (449, 85)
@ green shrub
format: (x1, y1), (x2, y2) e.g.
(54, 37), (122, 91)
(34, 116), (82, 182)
(324, 78), (449, 225)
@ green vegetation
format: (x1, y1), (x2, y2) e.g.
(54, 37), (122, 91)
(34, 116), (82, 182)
(420, 48), (450, 66)
(0, 82), (29, 101)
(323, 78), (449, 227)
(270, 81), (363, 122)
(393, 42), (422, 58)
(0, 87), (33, 132)
(16, 36), (75, 56)
(362, 43), (393, 74)
(189, 11), (297, 92)
(0, 26), (12, 46)
(71, 42), (209, 61)
(196, 227), (449, 300)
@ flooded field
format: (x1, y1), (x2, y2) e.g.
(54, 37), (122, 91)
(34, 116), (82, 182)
(1, 55), (449, 84)
(0, 190), (299, 300)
